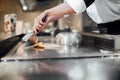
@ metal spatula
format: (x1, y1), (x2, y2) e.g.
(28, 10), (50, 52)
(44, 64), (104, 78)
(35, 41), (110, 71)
(22, 30), (38, 47)
(22, 30), (37, 42)
(22, 15), (47, 45)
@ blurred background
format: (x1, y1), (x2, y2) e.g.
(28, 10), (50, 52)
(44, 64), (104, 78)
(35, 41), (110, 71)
(0, 0), (97, 35)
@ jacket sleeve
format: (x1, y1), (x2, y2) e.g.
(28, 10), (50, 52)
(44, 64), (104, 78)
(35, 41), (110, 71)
(65, 0), (95, 14)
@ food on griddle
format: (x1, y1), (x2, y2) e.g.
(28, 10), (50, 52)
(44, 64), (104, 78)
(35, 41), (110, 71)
(34, 42), (44, 49)
(28, 35), (38, 44)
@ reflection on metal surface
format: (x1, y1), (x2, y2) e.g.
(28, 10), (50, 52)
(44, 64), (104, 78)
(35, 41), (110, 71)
(2, 35), (120, 61)
(1, 59), (120, 80)
(2, 40), (120, 61)
(57, 45), (79, 54)
(55, 31), (82, 45)
(68, 66), (85, 80)
(1, 42), (101, 61)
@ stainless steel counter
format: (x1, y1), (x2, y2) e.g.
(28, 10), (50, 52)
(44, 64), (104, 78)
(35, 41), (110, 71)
(1, 42), (101, 61)
(1, 35), (120, 80)
(1, 58), (120, 80)
(1, 36), (120, 61)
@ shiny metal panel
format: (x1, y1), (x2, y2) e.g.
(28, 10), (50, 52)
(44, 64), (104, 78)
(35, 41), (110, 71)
(1, 59), (120, 80)
(1, 41), (102, 61)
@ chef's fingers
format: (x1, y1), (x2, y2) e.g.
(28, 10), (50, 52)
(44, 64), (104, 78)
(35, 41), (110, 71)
(33, 25), (40, 34)
(35, 13), (47, 26)
(37, 23), (47, 32)
(33, 23), (47, 34)
(35, 18), (45, 27)
(34, 19), (44, 29)
(33, 27), (38, 34)
(33, 11), (49, 34)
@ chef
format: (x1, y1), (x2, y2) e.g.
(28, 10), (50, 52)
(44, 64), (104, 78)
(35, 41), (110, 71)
(33, 0), (120, 35)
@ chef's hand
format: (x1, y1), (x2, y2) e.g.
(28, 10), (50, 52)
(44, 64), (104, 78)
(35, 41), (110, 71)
(33, 11), (48, 34)
(33, 10), (60, 34)
(33, 3), (74, 34)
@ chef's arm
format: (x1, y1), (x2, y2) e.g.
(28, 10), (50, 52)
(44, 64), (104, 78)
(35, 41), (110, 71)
(33, 2), (74, 34)
(42, 2), (75, 22)
(33, 0), (95, 34)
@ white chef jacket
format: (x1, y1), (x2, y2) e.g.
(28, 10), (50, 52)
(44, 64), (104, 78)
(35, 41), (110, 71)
(65, 0), (120, 24)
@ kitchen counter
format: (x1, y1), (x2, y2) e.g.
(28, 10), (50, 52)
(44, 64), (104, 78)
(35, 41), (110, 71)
(1, 35), (120, 61)
(1, 34), (120, 80)
(1, 42), (100, 61)
(1, 58), (120, 80)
